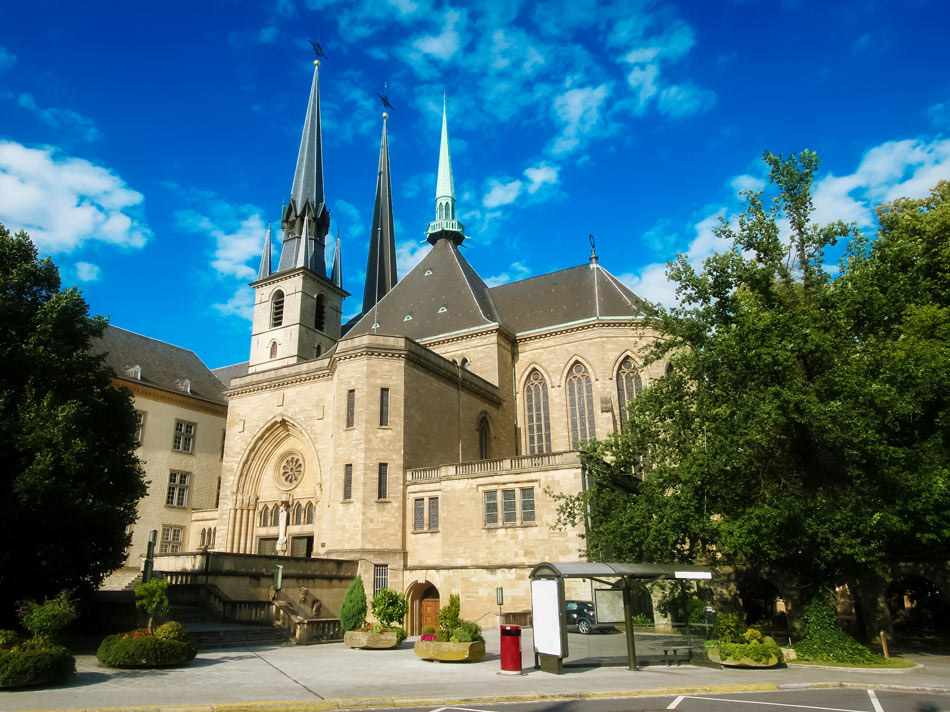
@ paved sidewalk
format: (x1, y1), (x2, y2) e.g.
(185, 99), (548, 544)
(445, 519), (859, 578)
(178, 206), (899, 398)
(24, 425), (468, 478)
(3, 630), (949, 712)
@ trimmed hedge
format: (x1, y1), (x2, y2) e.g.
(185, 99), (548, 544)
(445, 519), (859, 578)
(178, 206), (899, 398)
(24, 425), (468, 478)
(97, 630), (196, 668)
(0, 646), (75, 688)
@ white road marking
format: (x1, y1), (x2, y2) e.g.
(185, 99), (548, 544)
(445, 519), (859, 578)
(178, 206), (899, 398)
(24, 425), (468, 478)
(681, 696), (867, 712)
(431, 707), (489, 712)
(867, 690), (885, 712)
(667, 695), (685, 709)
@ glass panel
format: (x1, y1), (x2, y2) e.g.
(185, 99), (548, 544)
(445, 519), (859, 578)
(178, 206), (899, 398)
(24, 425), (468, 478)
(377, 463), (388, 499)
(414, 499), (425, 530)
(380, 388), (390, 427)
(429, 497), (439, 529)
(502, 489), (517, 524)
(521, 488), (535, 523)
(344, 464), (353, 500)
(484, 491), (498, 525)
(346, 390), (355, 428)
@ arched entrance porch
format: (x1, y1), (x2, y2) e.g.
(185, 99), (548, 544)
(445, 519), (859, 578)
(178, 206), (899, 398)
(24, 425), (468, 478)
(406, 580), (441, 636)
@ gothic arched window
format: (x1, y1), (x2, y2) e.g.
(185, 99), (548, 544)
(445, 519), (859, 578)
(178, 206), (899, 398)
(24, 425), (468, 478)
(315, 293), (326, 332)
(271, 504), (280, 525)
(271, 290), (285, 328)
(524, 369), (551, 454)
(305, 502), (314, 524)
(210, 528), (216, 547)
(567, 362), (595, 447)
(293, 503), (303, 526)
(260, 507), (269, 527)
(199, 529), (206, 547)
(478, 416), (491, 460)
(269, 341), (278, 359)
(616, 357), (643, 429)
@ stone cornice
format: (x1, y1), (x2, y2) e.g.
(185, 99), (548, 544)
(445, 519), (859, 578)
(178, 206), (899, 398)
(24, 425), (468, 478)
(515, 318), (649, 345)
(418, 324), (516, 349)
(113, 378), (228, 417)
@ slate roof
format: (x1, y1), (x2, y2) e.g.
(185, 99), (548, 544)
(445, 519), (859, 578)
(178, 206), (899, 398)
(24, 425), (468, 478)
(345, 237), (499, 340)
(489, 262), (649, 334)
(212, 361), (250, 389)
(93, 325), (228, 406)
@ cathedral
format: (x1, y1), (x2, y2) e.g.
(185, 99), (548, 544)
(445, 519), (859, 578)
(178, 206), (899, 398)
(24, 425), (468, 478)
(104, 60), (667, 634)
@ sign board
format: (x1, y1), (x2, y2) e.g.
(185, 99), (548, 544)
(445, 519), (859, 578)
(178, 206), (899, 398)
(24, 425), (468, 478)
(530, 578), (563, 657)
(593, 588), (625, 624)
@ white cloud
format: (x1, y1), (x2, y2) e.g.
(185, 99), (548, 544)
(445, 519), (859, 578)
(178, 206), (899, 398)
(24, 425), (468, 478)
(395, 238), (429, 276)
(626, 63), (659, 107)
(731, 174), (766, 194)
(0, 140), (150, 253)
(483, 178), (523, 208)
(411, 8), (466, 60)
(484, 261), (531, 287)
(0, 45), (15, 70)
(212, 288), (255, 320)
(926, 101), (949, 128)
(74, 261), (102, 282)
(657, 83), (716, 119)
(16, 93), (102, 142)
(333, 199), (366, 244)
(550, 84), (610, 155)
(813, 137), (950, 227)
(524, 162), (559, 194)
(175, 207), (266, 281)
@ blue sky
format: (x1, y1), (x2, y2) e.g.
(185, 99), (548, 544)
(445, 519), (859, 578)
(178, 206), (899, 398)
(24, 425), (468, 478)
(2, 0), (949, 369)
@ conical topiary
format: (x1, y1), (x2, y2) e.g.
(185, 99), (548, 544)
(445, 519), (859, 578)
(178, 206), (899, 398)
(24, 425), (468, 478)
(339, 576), (367, 631)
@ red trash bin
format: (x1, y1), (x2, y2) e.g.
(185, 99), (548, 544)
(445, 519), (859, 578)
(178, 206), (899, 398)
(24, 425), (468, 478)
(499, 624), (522, 675)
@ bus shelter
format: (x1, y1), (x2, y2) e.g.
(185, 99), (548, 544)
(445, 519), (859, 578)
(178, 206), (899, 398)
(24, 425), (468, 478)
(529, 561), (716, 674)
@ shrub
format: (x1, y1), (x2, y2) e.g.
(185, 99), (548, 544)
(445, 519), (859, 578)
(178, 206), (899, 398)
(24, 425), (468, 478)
(154, 621), (187, 641)
(449, 621), (484, 644)
(0, 645), (75, 688)
(793, 592), (883, 664)
(421, 626), (436, 636)
(743, 628), (763, 643)
(0, 630), (18, 650)
(435, 630), (450, 642)
(437, 594), (461, 634)
(134, 579), (169, 634)
(718, 637), (784, 667)
(18, 591), (78, 647)
(97, 632), (196, 668)
(714, 612), (747, 643)
(630, 613), (652, 626)
(339, 577), (367, 632)
(371, 588), (408, 627)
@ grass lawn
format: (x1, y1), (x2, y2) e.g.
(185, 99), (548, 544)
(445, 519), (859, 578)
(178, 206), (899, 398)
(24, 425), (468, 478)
(789, 657), (917, 669)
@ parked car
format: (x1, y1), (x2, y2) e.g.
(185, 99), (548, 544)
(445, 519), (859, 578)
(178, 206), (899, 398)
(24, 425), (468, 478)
(565, 600), (611, 634)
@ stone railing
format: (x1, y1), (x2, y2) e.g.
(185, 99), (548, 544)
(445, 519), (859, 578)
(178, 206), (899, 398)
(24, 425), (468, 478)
(274, 601), (342, 644)
(167, 581), (275, 625)
(409, 450), (580, 481)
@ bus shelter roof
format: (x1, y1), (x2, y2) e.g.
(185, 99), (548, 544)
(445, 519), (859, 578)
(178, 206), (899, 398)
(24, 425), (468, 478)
(529, 561), (712, 580)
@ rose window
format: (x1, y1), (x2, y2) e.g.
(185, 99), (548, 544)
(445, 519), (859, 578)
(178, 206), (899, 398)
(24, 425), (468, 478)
(280, 455), (303, 485)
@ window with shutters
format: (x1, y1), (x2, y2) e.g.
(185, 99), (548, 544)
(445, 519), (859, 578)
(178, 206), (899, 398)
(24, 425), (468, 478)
(271, 290), (284, 327)
(315, 293), (326, 332)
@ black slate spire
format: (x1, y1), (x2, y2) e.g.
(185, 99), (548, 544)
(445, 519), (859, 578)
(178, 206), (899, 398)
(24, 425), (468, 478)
(362, 114), (397, 313)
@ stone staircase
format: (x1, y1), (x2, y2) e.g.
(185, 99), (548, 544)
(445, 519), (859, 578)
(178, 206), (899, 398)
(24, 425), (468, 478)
(99, 567), (143, 591)
(168, 605), (290, 650)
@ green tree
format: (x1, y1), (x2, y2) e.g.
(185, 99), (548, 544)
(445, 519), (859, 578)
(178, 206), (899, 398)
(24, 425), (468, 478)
(371, 588), (407, 627)
(338, 576), (367, 631)
(0, 225), (146, 624)
(134, 579), (169, 634)
(551, 156), (950, 636)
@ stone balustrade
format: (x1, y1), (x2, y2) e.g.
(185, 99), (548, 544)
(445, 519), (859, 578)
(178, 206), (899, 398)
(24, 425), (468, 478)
(408, 450), (580, 481)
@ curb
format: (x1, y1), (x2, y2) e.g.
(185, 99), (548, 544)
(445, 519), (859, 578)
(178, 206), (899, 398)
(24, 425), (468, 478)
(20, 682), (950, 712)
(786, 662), (924, 673)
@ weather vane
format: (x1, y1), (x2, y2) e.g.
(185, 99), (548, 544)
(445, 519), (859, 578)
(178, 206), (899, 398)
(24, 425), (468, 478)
(309, 38), (326, 61)
(377, 81), (394, 112)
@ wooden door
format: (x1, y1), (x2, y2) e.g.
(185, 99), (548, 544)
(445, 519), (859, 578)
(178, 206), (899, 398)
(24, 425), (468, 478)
(421, 598), (440, 632)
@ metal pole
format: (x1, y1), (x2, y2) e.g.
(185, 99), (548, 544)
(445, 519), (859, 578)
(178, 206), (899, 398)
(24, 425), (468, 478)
(143, 529), (157, 583)
(622, 579), (638, 671)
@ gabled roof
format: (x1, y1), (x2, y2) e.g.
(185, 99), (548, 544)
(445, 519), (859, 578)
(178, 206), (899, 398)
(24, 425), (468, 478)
(93, 325), (228, 405)
(345, 238), (499, 340)
(489, 262), (648, 334)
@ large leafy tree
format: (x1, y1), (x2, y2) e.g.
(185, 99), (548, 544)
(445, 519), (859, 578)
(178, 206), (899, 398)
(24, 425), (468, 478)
(552, 155), (950, 635)
(0, 224), (146, 623)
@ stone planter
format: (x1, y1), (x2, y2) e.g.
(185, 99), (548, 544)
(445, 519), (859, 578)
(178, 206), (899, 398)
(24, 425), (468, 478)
(707, 646), (782, 668)
(414, 640), (486, 662)
(343, 630), (400, 649)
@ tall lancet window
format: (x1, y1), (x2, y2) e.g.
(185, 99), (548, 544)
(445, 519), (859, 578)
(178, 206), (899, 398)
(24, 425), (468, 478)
(271, 290), (285, 328)
(567, 362), (595, 447)
(524, 370), (551, 455)
(315, 294), (326, 332)
(616, 357), (643, 429)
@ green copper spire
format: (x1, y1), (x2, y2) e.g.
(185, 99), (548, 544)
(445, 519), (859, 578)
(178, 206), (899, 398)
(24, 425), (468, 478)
(425, 95), (465, 246)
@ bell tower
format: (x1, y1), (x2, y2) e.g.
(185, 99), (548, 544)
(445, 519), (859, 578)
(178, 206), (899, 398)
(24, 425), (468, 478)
(248, 60), (347, 374)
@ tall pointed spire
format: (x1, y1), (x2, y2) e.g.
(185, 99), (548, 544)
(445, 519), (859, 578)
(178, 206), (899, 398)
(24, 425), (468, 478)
(426, 95), (465, 246)
(331, 228), (342, 288)
(278, 60), (330, 274)
(363, 113), (398, 313)
(257, 223), (272, 280)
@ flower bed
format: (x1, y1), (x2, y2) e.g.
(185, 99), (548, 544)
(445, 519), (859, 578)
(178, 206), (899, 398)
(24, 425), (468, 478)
(97, 622), (196, 668)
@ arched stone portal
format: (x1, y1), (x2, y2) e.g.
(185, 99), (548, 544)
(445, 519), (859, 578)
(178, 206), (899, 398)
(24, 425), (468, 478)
(406, 580), (441, 636)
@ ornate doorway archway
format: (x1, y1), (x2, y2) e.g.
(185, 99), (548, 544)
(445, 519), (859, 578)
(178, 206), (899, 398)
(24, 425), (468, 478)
(407, 580), (440, 635)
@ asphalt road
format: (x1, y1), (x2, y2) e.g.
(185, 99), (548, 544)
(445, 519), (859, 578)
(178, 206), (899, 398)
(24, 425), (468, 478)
(391, 690), (949, 712)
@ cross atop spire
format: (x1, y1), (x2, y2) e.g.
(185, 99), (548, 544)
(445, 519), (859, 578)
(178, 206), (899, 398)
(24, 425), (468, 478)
(425, 96), (465, 246)
(363, 113), (398, 312)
